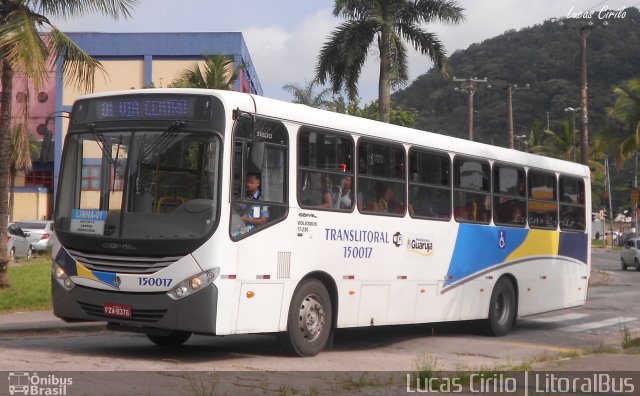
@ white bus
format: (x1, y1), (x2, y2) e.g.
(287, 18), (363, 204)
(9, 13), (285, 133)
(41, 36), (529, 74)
(52, 89), (591, 356)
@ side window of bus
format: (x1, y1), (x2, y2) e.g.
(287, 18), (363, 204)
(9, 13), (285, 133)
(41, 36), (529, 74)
(230, 116), (288, 239)
(297, 128), (354, 211)
(453, 157), (490, 224)
(559, 176), (585, 231)
(528, 171), (558, 229)
(357, 140), (406, 215)
(493, 165), (526, 227)
(408, 149), (451, 220)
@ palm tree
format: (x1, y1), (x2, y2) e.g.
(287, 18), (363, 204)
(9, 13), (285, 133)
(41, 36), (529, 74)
(547, 121), (578, 161)
(282, 80), (332, 109)
(316, 0), (465, 123)
(8, 88), (33, 224)
(0, 0), (137, 288)
(609, 78), (640, 170)
(169, 54), (244, 90)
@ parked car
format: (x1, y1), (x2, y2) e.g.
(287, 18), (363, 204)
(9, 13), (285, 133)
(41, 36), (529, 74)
(6, 224), (33, 261)
(621, 238), (640, 271)
(618, 231), (636, 247)
(15, 220), (54, 253)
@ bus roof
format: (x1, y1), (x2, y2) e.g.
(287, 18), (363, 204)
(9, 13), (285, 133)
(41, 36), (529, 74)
(74, 88), (590, 178)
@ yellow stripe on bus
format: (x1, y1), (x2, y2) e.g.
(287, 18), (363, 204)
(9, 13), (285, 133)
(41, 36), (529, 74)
(507, 229), (559, 261)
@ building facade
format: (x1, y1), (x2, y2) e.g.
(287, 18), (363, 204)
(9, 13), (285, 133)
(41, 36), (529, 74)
(8, 32), (261, 221)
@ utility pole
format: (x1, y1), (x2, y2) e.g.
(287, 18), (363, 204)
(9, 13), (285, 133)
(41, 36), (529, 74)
(507, 83), (530, 149)
(556, 18), (607, 166)
(579, 25), (591, 166)
(605, 155), (614, 247)
(564, 106), (579, 162)
(454, 77), (490, 141)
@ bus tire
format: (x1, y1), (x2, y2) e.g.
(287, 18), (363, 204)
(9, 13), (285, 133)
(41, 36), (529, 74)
(486, 277), (516, 337)
(281, 279), (332, 357)
(146, 330), (192, 346)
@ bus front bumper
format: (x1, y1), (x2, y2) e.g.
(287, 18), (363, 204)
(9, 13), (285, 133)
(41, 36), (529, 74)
(52, 277), (218, 335)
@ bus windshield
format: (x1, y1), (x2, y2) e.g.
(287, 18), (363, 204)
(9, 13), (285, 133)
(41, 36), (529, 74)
(55, 127), (221, 252)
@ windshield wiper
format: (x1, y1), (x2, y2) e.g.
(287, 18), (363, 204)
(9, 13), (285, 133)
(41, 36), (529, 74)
(138, 121), (186, 165)
(88, 123), (115, 165)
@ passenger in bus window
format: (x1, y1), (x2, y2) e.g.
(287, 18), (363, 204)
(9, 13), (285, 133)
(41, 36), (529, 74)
(318, 174), (335, 208)
(239, 172), (269, 232)
(377, 185), (394, 213)
(511, 207), (523, 224)
(340, 176), (353, 208)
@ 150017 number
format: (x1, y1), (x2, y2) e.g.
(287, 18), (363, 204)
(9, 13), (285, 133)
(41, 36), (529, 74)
(138, 277), (173, 287)
(343, 246), (373, 259)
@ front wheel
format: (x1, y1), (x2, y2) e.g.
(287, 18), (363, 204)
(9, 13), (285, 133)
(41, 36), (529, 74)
(146, 331), (191, 346)
(636, 259), (640, 272)
(621, 258), (627, 271)
(486, 277), (516, 337)
(281, 279), (332, 357)
(26, 246), (33, 261)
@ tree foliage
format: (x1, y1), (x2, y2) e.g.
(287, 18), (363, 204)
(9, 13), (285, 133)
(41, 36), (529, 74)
(0, 0), (138, 288)
(316, 0), (464, 123)
(169, 54), (244, 90)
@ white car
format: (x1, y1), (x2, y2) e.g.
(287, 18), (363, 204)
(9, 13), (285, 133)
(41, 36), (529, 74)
(15, 220), (54, 253)
(621, 238), (640, 271)
(6, 224), (33, 261)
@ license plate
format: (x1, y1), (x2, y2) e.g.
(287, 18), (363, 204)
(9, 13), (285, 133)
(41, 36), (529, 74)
(103, 303), (132, 318)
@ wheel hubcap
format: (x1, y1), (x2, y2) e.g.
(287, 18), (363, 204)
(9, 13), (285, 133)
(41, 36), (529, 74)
(298, 294), (325, 342)
(495, 292), (510, 325)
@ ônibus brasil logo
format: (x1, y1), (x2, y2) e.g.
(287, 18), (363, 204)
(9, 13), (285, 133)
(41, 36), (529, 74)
(8, 372), (73, 395)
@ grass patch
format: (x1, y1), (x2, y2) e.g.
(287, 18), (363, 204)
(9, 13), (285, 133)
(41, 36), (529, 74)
(620, 324), (640, 352)
(0, 257), (52, 313)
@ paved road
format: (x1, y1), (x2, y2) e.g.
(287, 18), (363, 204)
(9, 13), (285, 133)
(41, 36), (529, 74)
(0, 250), (637, 371)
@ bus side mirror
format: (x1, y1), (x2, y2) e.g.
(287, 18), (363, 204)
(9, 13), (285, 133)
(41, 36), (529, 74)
(40, 130), (52, 163)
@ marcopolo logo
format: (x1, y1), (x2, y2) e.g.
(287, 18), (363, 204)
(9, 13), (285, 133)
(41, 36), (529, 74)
(8, 372), (73, 395)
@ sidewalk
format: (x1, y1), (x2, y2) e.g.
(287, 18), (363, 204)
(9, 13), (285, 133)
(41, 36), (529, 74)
(0, 309), (105, 334)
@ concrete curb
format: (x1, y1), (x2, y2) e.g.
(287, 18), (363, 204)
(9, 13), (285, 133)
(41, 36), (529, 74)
(0, 310), (106, 335)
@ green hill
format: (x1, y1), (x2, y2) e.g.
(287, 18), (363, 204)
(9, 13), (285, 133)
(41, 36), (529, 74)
(393, 7), (640, 213)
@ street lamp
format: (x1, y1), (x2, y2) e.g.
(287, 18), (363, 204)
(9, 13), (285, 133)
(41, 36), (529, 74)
(507, 83), (530, 149)
(454, 77), (491, 141)
(564, 106), (579, 162)
(515, 134), (528, 152)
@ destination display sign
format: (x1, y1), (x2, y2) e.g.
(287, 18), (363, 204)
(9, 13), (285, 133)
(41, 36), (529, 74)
(73, 95), (212, 122)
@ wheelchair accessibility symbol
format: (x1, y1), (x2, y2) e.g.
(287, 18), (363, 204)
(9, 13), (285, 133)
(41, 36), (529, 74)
(498, 230), (506, 249)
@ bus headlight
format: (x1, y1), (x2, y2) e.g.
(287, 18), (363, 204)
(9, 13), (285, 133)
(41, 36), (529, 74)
(52, 262), (75, 291)
(167, 268), (219, 301)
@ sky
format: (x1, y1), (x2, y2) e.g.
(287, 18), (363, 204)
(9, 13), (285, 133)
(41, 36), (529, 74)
(51, 0), (638, 104)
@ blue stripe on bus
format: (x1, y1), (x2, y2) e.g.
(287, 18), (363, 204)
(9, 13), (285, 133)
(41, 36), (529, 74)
(446, 224), (528, 284)
(446, 224), (587, 286)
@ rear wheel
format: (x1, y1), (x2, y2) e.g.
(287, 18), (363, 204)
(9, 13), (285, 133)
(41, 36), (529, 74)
(621, 258), (627, 270)
(281, 278), (332, 357)
(147, 331), (191, 346)
(486, 277), (516, 336)
(26, 246), (33, 261)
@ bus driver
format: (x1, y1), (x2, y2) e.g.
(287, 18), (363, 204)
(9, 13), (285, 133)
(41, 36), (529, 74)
(238, 172), (269, 234)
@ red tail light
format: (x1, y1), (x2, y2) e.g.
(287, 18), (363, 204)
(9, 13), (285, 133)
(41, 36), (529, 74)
(40, 233), (50, 240)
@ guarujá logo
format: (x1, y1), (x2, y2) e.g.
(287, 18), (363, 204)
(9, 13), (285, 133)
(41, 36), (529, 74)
(406, 237), (434, 256)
